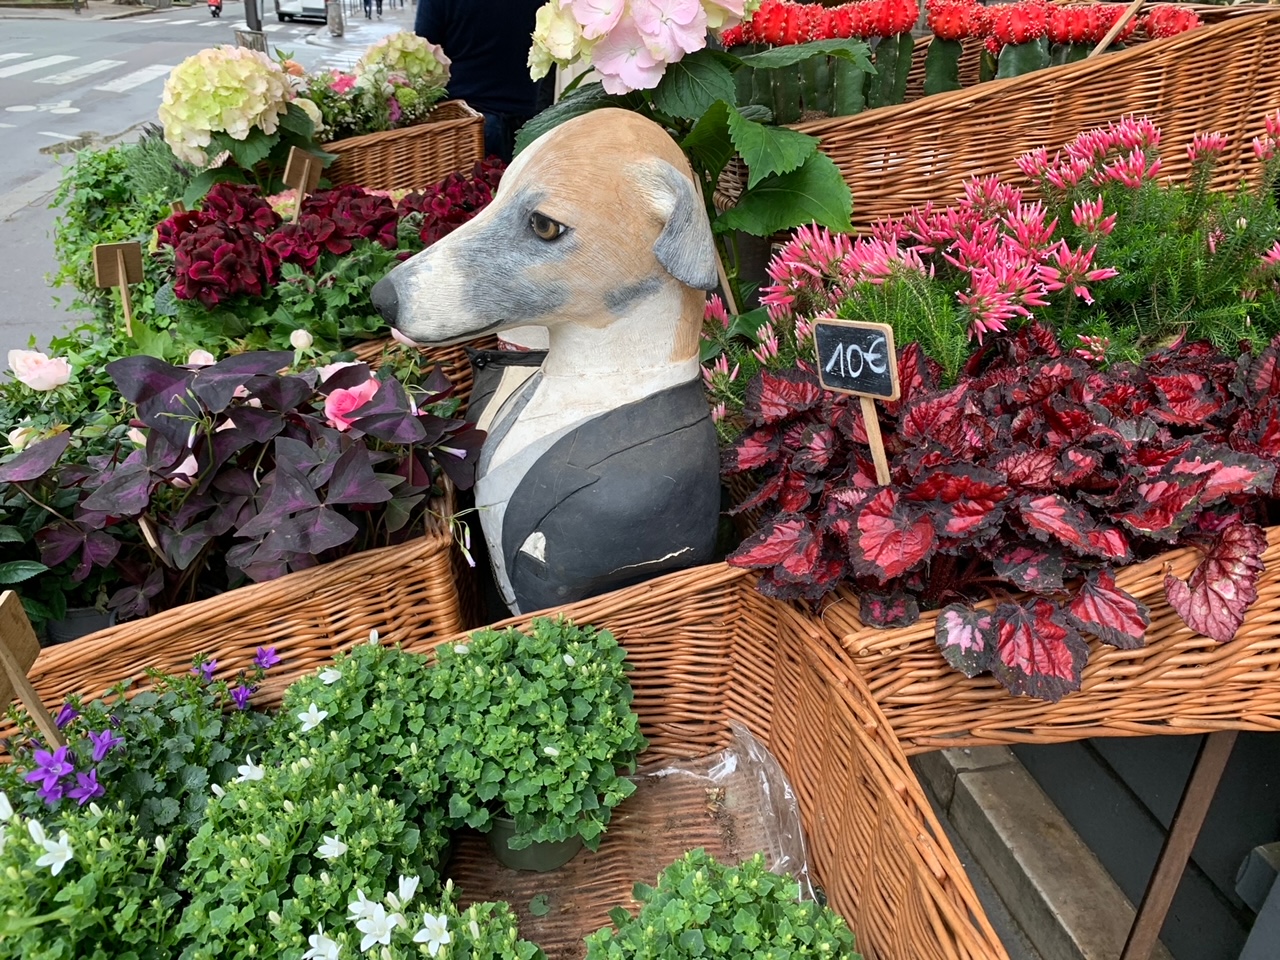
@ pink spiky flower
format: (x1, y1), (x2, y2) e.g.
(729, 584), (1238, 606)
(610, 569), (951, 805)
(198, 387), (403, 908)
(1267, 110), (1280, 139)
(1188, 131), (1228, 165)
(1045, 156), (1091, 190)
(704, 293), (730, 329)
(1016, 147), (1053, 182)
(1260, 241), (1280, 273)
(1005, 201), (1059, 257)
(960, 174), (1023, 219)
(1071, 195), (1117, 236)
(1074, 333), (1111, 363)
(1111, 115), (1161, 152)
(1253, 135), (1277, 163)
(1039, 241), (1119, 305)
(1098, 148), (1162, 188)
(958, 273), (1018, 344)
(711, 402), (727, 425)
(752, 322), (781, 364)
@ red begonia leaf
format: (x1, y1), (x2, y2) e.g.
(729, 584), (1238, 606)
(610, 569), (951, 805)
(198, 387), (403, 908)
(789, 423), (838, 473)
(1043, 398), (1097, 446)
(849, 488), (937, 584)
(1150, 373), (1227, 425)
(992, 543), (1066, 593)
(1009, 360), (1087, 407)
(1084, 525), (1131, 562)
(990, 599), (1089, 702)
(745, 368), (824, 426)
(1116, 476), (1208, 541)
(773, 523), (824, 583)
(1166, 447), (1275, 504)
(756, 550), (845, 601)
(724, 425), (781, 473)
(777, 470), (815, 513)
(905, 465), (1010, 537)
(1067, 569), (1150, 649)
(900, 384), (969, 451)
(728, 515), (814, 570)
(1164, 522), (1268, 642)
(1131, 437), (1192, 474)
(730, 470), (786, 516)
(1018, 493), (1097, 555)
(1055, 447), (1104, 487)
(884, 342), (933, 417)
(990, 446), (1059, 491)
(859, 591), (921, 629)
(1232, 333), (1280, 399)
(935, 604), (995, 678)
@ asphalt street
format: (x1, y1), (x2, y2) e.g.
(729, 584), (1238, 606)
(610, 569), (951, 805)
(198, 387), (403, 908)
(0, 0), (407, 358)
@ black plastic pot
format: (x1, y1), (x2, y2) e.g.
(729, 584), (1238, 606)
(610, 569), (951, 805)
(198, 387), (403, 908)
(484, 817), (583, 872)
(45, 608), (116, 646)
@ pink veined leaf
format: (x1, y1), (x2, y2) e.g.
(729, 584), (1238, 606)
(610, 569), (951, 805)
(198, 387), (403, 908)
(860, 591), (921, 629)
(935, 604), (995, 678)
(904, 464), (1010, 537)
(992, 543), (1067, 593)
(1232, 332), (1280, 399)
(745, 369), (824, 426)
(1084, 525), (1131, 562)
(729, 470), (785, 516)
(899, 384), (970, 450)
(990, 447), (1059, 491)
(1149, 373), (1227, 425)
(728, 516), (815, 570)
(1067, 569), (1150, 649)
(990, 599), (1090, 702)
(774, 524), (825, 584)
(1165, 522), (1268, 642)
(1018, 493), (1097, 556)
(1165, 447), (1275, 504)
(1115, 475), (1208, 541)
(789, 423), (839, 474)
(849, 488), (937, 584)
(725, 425), (780, 472)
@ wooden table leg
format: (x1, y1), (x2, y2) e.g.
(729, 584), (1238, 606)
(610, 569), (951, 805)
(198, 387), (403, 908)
(1119, 730), (1239, 960)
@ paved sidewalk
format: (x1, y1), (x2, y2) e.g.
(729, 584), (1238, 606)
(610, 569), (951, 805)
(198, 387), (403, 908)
(305, 0), (415, 70)
(0, 0), (168, 20)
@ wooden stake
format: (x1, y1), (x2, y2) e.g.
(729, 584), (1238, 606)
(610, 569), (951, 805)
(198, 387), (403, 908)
(171, 200), (187, 215)
(116, 247), (134, 337)
(0, 591), (62, 749)
(1089, 0), (1145, 57)
(283, 146), (323, 221)
(860, 396), (891, 485)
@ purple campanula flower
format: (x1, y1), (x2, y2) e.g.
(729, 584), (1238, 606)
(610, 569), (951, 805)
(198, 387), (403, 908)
(88, 728), (123, 763)
(230, 685), (253, 710)
(54, 704), (79, 729)
(36, 780), (65, 804)
(24, 745), (74, 792)
(192, 659), (217, 682)
(68, 769), (104, 805)
(253, 647), (281, 671)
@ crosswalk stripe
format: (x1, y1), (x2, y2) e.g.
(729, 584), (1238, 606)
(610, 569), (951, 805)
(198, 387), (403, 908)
(263, 23), (285, 31)
(0, 53), (31, 64)
(34, 59), (127, 85)
(136, 16), (172, 22)
(0, 55), (76, 80)
(199, 19), (224, 26)
(92, 63), (174, 93)
(0, 122), (14, 129)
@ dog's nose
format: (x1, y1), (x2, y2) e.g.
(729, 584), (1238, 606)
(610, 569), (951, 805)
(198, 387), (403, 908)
(371, 276), (399, 324)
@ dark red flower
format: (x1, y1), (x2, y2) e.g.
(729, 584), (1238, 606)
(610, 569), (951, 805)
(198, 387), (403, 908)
(263, 215), (352, 271)
(173, 220), (278, 308)
(201, 182), (281, 235)
(155, 209), (215, 250)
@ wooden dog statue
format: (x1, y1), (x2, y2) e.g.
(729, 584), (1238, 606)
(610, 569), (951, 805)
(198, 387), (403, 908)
(371, 108), (721, 614)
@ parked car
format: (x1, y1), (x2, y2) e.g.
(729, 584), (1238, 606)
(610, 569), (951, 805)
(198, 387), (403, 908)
(274, 0), (327, 21)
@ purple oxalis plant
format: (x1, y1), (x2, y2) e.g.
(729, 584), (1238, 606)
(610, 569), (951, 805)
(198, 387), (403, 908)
(725, 325), (1280, 702)
(0, 352), (483, 620)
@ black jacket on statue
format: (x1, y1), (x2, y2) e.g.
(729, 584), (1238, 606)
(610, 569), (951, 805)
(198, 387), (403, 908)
(414, 0), (545, 117)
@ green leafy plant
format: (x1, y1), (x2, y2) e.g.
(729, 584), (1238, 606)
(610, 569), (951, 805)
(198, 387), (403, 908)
(0, 801), (180, 957)
(429, 617), (647, 850)
(585, 849), (860, 959)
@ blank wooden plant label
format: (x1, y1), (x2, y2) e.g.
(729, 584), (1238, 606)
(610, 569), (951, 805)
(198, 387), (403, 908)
(284, 146), (324, 217)
(93, 240), (145, 338)
(0, 591), (62, 747)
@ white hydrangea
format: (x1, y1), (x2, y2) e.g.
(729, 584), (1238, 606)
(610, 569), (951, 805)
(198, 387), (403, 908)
(356, 31), (451, 85)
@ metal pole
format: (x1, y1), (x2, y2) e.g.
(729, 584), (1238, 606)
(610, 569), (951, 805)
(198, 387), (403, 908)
(245, 0), (262, 33)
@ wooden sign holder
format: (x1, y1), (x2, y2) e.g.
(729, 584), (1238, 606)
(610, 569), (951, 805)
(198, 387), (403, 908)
(813, 318), (899, 485)
(1089, 0), (1145, 57)
(0, 591), (63, 748)
(92, 241), (144, 339)
(283, 146), (324, 221)
(171, 200), (187, 215)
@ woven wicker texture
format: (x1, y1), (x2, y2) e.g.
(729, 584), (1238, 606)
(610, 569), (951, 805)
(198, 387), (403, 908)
(324, 100), (485, 192)
(6, 499), (473, 728)
(351, 334), (499, 415)
(817, 526), (1280, 755)
(720, 11), (1280, 231)
(417, 565), (1009, 960)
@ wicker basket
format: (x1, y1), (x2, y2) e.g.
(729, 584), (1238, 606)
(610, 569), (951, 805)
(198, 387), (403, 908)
(719, 11), (1280, 231)
(401, 564), (1011, 960)
(10, 494), (476, 721)
(814, 526), (1280, 755)
(324, 100), (486, 192)
(350, 334), (500, 415)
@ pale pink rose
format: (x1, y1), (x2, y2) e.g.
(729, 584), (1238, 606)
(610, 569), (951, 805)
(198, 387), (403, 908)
(8, 350), (71, 392)
(632, 0), (707, 60)
(187, 349), (217, 367)
(568, 0), (625, 38)
(171, 453), (198, 489)
(318, 360), (361, 383)
(127, 427), (148, 447)
(324, 379), (380, 432)
(591, 16), (667, 93)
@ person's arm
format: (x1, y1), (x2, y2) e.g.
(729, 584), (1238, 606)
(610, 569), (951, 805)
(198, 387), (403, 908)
(414, 0), (446, 42)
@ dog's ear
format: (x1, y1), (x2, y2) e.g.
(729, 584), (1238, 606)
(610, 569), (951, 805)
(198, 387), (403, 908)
(631, 160), (718, 291)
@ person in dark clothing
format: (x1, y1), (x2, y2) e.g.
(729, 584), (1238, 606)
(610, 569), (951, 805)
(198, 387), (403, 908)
(364, 0), (382, 18)
(415, 0), (547, 162)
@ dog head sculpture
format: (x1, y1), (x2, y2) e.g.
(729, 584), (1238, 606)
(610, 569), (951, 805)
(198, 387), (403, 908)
(370, 108), (718, 364)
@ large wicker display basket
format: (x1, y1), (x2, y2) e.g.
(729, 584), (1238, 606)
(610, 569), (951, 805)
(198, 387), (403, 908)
(324, 100), (486, 192)
(721, 10), (1280, 232)
(814, 526), (1280, 755)
(396, 564), (1011, 960)
(350, 334), (500, 415)
(10, 492), (476, 719)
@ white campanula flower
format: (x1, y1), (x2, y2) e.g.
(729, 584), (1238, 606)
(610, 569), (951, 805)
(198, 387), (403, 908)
(453, 644), (469, 655)
(0, 791), (12, 820)
(0, 825), (7, 855)
(211, 783), (226, 798)
(398, 874), (419, 905)
(349, 888), (378, 922)
(563, 653), (576, 666)
(356, 902), (402, 951)
(34, 828), (73, 876)
(317, 835), (348, 860)
(320, 667), (343, 685)
(302, 925), (341, 960)
(468, 919), (480, 939)
(369, 628), (379, 644)
(234, 755), (265, 783)
(543, 746), (560, 757)
(28, 819), (46, 846)
(297, 703), (329, 732)
(414, 912), (451, 956)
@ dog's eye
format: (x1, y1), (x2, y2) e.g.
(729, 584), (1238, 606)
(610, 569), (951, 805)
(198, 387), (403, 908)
(529, 212), (565, 241)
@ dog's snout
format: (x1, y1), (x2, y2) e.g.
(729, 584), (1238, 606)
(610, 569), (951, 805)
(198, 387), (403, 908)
(371, 276), (399, 324)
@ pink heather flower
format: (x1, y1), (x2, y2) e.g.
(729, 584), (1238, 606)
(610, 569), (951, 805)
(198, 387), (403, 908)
(958, 276), (1017, 344)
(1045, 156), (1091, 190)
(1071, 195), (1117, 236)
(1075, 334), (1111, 363)
(632, 0), (708, 61)
(1066, 127), (1116, 166)
(592, 16), (667, 93)
(1207, 227), (1225, 255)
(711, 402), (727, 424)
(324, 378), (380, 432)
(1188, 132), (1228, 165)
(1112, 115), (1160, 152)
(1267, 110), (1280, 139)
(960, 175), (1022, 218)
(1259, 241), (1280, 274)
(1040, 242), (1118, 305)
(703, 293), (730, 329)
(1253, 136), (1277, 163)
(1099, 148), (1161, 188)
(568, 0), (626, 38)
(752, 322), (780, 364)
(1004, 202), (1058, 257)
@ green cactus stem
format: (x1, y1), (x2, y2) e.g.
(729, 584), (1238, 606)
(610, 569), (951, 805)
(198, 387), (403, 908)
(995, 37), (1051, 80)
(830, 57), (867, 117)
(867, 32), (915, 109)
(923, 37), (964, 96)
(799, 54), (833, 117)
(771, 62), (802, 125)
(1049, 42), (1091, 66)
(980, 45), (998, 82)
(751, 59), (774, 112)
(735, 43), (761, 107)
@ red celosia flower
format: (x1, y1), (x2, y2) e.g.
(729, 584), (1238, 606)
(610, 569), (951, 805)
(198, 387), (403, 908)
(1142, 4), (1201, 40)
(989, 0), (1049, 45)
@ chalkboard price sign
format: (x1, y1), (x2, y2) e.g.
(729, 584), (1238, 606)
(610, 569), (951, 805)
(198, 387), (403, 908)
(813, 319), (899, 401)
